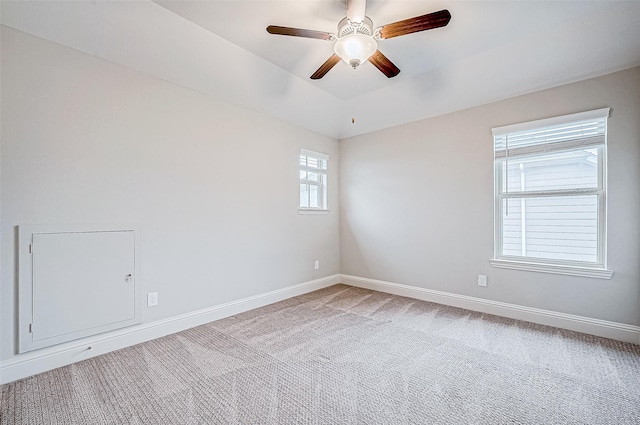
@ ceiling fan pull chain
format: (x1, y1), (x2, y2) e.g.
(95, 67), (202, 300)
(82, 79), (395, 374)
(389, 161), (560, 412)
(351, 69), (356, 124)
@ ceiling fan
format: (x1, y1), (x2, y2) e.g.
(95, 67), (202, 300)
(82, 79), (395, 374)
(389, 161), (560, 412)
(266, 0), (451, 80)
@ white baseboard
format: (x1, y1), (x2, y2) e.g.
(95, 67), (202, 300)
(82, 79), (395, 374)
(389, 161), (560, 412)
(0, 274), (340, 385)
(340, 274), (640, 345)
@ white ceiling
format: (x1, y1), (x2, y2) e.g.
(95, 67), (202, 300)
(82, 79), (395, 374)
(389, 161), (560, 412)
(2, 1), (640, 139)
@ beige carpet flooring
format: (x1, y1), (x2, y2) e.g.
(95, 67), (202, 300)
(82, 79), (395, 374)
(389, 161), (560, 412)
(2, 284), (640, 424)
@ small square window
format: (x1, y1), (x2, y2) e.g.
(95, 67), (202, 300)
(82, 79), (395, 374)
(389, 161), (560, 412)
(299, 149), (328, 212)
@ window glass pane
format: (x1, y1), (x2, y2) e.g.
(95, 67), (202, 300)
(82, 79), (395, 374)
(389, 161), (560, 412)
(309, 185), (320, 208)
(502, 148), (598, 193)
(502, 198), (523, 256)
(502, 195), (598, 263)
(299, 184), (309, 208)
(299, 170), (307, 180)
(300, 156), (307, 166)
(307, 172), (320, 182)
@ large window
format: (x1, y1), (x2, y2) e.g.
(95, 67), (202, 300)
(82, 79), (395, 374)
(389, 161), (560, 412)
(491, 108), (612, 278)
(299, 149), (328, 212)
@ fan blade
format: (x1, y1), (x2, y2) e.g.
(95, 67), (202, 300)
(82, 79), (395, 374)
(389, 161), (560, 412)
(368, 50), (400, 78)
(347, 0), (366, 23)
(266, 26), (333, 40)
(311, 54), (341, 80)
(378, 9), (451, 39)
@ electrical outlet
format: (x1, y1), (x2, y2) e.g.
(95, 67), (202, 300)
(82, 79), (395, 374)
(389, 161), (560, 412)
(314, 260), (320, 270)
(477, 275), (487, 287)
(147, 292), (158, 307)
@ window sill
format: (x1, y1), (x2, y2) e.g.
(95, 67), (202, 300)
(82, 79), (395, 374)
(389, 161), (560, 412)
(489, 259), (613, 279)
(298, 209), (329, 215)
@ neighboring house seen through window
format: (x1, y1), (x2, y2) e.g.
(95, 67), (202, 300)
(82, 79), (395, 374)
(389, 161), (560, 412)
(490, 108), (612, 279)
(299, 149), (328, 212)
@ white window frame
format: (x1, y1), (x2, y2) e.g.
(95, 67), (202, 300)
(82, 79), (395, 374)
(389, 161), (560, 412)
(299, 149), (329, 214)
(490, 108), (613, 279)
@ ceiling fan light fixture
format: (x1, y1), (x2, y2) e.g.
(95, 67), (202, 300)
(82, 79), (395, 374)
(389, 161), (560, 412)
(267, 4), (451, 79)
(334, 34), (377, 68)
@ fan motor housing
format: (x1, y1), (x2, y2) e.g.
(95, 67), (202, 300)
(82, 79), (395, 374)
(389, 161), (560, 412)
(337, 16), (374, 38)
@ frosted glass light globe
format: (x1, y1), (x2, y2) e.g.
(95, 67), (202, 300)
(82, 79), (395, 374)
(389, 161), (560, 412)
(334, 34), (377, 68)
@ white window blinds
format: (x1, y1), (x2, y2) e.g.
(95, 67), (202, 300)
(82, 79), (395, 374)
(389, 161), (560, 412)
(493, 108), (609, 158)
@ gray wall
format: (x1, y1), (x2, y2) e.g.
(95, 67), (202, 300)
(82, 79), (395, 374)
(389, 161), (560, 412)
(1, 27), (340, 361)
(2, 24), (638, 368)
(340, 67), (640, 326)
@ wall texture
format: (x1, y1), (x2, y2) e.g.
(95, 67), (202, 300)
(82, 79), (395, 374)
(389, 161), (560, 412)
(340, 66), (640, 326)
(1, 27), (340, 361)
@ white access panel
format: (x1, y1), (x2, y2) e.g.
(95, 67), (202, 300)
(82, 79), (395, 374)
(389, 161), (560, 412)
(19, 225), (142, 353)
